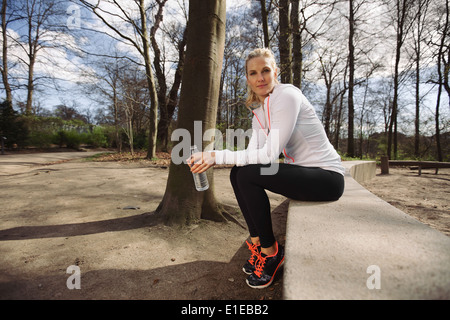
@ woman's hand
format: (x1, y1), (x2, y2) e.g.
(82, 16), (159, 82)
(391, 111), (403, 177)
(187, 152), (216, 174)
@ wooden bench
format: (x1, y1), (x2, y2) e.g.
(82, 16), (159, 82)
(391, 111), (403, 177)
(283, 161), (450, 299)
(381, 158), (450, 175)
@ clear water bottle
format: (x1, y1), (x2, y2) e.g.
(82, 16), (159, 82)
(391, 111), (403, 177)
(190, 145), (209, 191)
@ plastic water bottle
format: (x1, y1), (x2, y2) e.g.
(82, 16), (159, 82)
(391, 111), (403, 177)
(190, 145), (209, 191)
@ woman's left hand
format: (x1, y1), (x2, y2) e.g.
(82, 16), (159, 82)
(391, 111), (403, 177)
(187, 152), (216, 174)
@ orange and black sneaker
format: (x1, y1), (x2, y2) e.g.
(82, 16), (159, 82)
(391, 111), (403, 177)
(242, 240), (261, 275)
(246, 242), (284, 289)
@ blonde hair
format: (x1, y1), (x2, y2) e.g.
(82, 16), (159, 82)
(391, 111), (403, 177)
(245, 48), (279, 107)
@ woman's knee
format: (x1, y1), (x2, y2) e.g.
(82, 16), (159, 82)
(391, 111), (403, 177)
(230, 165), (239, 185)
(231, 164), (263, 183)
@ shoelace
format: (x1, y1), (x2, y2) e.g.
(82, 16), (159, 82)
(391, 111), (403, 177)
(254, 254), (267, 278)
(246, 241), (260, 265)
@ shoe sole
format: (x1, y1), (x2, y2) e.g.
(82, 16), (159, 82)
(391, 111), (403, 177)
(242, 267), (253, 275)
(245, 258), (284, 289)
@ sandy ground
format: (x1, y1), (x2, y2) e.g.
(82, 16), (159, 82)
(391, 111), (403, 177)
(0, 151), (448, 300)
(361, 167), (450, 237)
(0, 152), (286, 300)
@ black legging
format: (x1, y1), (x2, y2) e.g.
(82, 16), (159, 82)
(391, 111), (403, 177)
(230, 163), (345, 248)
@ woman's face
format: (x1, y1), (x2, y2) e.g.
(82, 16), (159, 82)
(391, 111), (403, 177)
(246, 56), (277, 103)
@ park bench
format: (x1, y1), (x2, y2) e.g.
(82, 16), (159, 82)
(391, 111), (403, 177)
(283, 161), (450, 299)
(382, 159), (450, 175)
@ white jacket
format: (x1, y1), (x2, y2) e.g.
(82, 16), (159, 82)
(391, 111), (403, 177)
(213, 84), (345, 176)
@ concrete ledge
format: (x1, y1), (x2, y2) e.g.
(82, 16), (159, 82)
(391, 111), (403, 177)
(347, 160), (376, 183)
(283, 161), (450, 299)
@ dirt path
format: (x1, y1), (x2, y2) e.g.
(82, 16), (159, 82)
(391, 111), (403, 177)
(361, 167), (450, 237)
(0, 154), (286, 300)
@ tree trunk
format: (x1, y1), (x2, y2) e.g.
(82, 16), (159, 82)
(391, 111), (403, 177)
(279, 0), (292, 84)
(414, 33), (420, 158)
(157, 27), (187, 152)
(442, 0), (450, 110)
(388, 0), (413, 160)
(291, 0), (302, 89)
(156, 0), (228, 226)
(347, 0), (355, 157)
(434, 0), (448, 162)
(435, 70), (442, 162)
(259, 0), (270, 48)
(1, 0), (12, 104)
(150, 0), (168, 152)
(334, 87), (345, 149)
(414, 0), (426, 158)
(25, 54), (35, 115)
(319, 56), (333, 138)
(138, 0), (158, 160)
(113, 85), (122, 153)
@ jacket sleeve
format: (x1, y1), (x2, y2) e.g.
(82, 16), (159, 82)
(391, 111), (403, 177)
(213, 87), (301, 166)
(213, 120), (260, 166)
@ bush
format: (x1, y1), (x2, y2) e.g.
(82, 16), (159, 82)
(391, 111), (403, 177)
(54, 130), (85, 149)
(27, 130), (54, 148)
(0, 101), (28, 148)
(87, 126), (108, 148)
(52, 127), (109, 149)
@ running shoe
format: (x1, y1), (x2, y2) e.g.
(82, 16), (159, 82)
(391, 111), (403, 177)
(246, 242), (284, 289)
(242, 240), (261, 275)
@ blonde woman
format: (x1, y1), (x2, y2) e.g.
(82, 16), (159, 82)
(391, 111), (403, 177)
(188, 48), (345, 289)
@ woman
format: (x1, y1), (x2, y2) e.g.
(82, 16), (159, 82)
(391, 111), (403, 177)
(188, 48), (345, 289)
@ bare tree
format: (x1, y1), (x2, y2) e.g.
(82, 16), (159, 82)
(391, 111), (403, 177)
(347, 0), (356, 157)
(150, 0), (168, 152)
(386, 0), (416, 159)
(92, 57), (124, 152)
(259, 0), (271, 48)
(1, 0), (13, 104)
(155, 2), (188, 152)
(317, 44), (347, 139)
(439, 0), (450, 108)
(218, 10), (251, 131)
(410, 0), (431, 158)
(291, 0), (301, 88)
(159, 25), (187, 151)
(279, 0), (292, 83)
(79, 0), (159, 159)
(433, 0), (449, 161)
(10, 0), (62, 115)
(292, 0), (338, 89)
(118, 65), (149, 154)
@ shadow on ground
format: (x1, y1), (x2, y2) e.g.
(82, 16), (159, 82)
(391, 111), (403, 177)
(0, 212), (161, 241)
(0, 199), (289, 300)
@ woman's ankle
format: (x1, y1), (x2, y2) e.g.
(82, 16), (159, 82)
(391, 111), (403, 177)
(261, 241), (277, 256)
(250, 237), (261, 246)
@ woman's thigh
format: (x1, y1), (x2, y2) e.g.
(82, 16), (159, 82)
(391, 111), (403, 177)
(234, 163), (344, 202)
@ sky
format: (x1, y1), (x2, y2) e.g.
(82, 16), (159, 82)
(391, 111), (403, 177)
(1, 0), (448, 135)
(2, 0), (251, 114)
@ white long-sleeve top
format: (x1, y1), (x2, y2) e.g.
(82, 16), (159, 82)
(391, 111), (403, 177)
(213, 84), (345, 176)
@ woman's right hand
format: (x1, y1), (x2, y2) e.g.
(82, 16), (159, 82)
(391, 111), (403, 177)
(187, 152), (216, 174)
